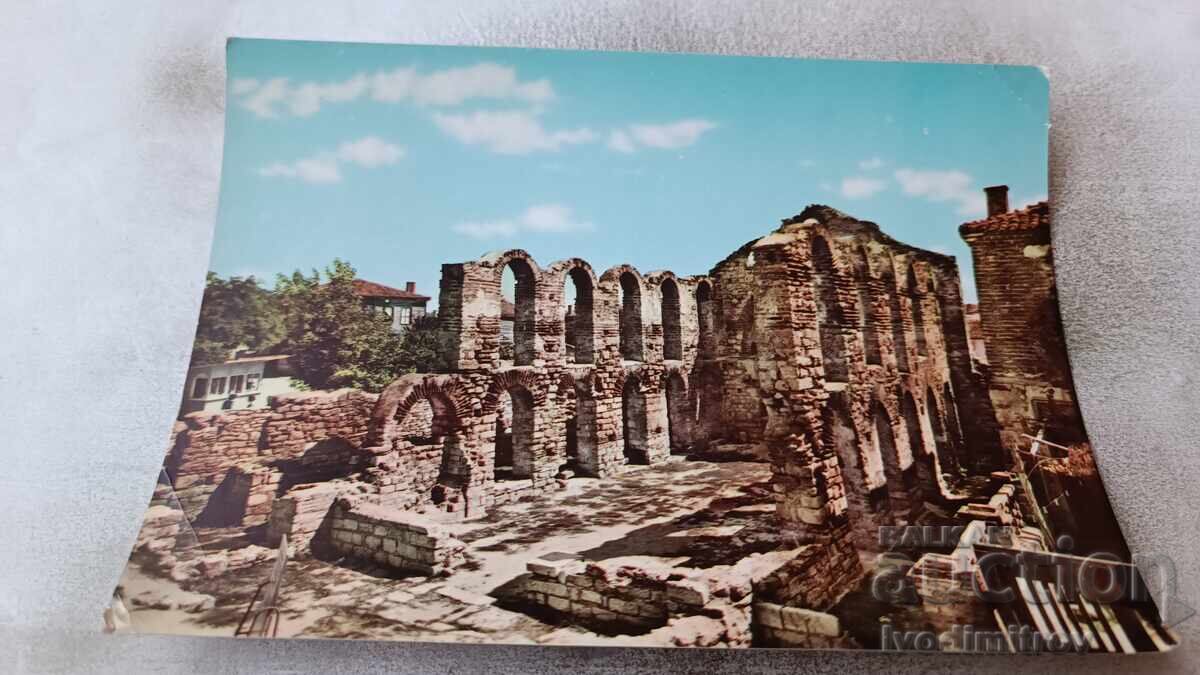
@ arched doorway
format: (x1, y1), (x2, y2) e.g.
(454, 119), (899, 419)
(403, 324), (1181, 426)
(695, 280), (715, 358)
(873, 402), (911, 523)
(827, 393), (891, 550)
(493, 385), (536, 482)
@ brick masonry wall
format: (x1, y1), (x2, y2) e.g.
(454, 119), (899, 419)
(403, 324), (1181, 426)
(164, 389), (377, 524)
(964, 223), (1080, 453)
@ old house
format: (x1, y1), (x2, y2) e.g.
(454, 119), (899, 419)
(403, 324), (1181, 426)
(353, 279), (430, 333)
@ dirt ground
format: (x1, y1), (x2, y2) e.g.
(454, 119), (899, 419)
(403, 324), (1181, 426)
(119, 458), (777, 644)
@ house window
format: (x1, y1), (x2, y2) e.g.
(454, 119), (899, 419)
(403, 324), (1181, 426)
(229, 375), (244, 393)
(191, 378), (208, 398)
(398, 306), (413, 325)
(210, 377), (226, 395)
(246, 373), (260, 391)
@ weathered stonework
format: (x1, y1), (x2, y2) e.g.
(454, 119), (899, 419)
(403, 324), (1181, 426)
(327, 497), (466, 576)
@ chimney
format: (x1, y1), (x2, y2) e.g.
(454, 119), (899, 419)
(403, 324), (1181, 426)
(405, 281), (416, 294)
(984, 185), (1009, 217)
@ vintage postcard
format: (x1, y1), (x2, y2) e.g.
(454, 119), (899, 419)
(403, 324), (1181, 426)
(109, 39), (1176, 652)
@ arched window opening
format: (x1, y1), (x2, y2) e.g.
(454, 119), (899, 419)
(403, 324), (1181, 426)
(887, 271), (910, 373)
(564, 268), (595, 364)
(738, 297), (757, 356)
(695, 281), (715, 358)
(661, 279), (683, 361)
(493, 386), (535, 482)
(622, 376), (648, 464)
(619, 272), (644, 362)
(856, 248), (882, 365)
(811, 236), (849, 382)
(501, 260), (537, 366)
(908, 266), (927, 357)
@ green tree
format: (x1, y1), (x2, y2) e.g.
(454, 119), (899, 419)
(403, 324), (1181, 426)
(274, 260), (442, 392)
(190, 273), (284, 366)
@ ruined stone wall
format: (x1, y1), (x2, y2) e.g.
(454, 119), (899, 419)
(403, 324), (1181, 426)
(164, 389), (377, 523)
(369, 250), (708, 516)
(706, 206), (1000, 555)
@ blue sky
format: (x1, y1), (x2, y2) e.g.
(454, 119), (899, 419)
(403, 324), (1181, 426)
(213, 39), (1048, 305)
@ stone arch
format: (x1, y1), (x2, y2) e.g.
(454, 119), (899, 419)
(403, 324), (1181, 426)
(602, 265), (646, 362)
(907, 264), (927, 357)
(622, 373), (649, 464)
(659, 276), (683, 361)
(492, 384), (536, 481)
(494, 252), (541, 366)
(695, 279), (715, 358)
(664, 369), (691, 453)
(370, 374), (472, 446)
(855, 247), (882, 365)
(811, 234), (849, 382)
(885, 265), (910, 373)
(826, 392), (890, 550)
(547, 258), (597, 364)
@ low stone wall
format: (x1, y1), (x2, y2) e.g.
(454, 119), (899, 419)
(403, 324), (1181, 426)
(327, 498), (465, 576)
(517, 547), (814, 645)
(752, 602), (848, 648)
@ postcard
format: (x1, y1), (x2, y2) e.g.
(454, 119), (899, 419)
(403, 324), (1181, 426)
(108, 38), (1175, 652)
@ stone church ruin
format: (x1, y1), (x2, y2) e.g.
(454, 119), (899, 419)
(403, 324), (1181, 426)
(128, 191), (1173, 651)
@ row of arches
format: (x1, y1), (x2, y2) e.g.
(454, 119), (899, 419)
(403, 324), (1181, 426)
(484, 251), (716, 367)
(825, 381), (964, 544)
(807, 234), (940, 382)
(378, 366), (708, 511)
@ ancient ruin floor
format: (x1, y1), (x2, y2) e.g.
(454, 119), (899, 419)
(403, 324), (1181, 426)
(121, 459), (780, 644)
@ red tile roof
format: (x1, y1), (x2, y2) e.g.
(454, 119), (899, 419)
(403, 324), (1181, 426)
(960, 201), (1050, 235)
(351, 279), (430, 301)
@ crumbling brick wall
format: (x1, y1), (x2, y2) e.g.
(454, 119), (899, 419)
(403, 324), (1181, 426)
(164, 389), (377, 524)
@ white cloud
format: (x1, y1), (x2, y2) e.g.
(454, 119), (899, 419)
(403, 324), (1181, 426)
(258, 136), (404, 184)
(607, 130), (636, 154)
(452, 204), (593, 240)
(893, 168), (986, 216)
(858, 156), (884, 170)
(235, 62), (555, 118)
(840, 176), (887, 199)
(231, 78), (260, 95)
(432, 110), (595, 155)
(628, 119), (716, 150)
(336, 136), (405, 167)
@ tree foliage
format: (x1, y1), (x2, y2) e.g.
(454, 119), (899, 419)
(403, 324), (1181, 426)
(194, 260), (443, 392)
(190, 273), (284, 366)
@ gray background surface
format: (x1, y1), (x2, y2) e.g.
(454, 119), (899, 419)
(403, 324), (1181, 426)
(2, 1), (1198, 673)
